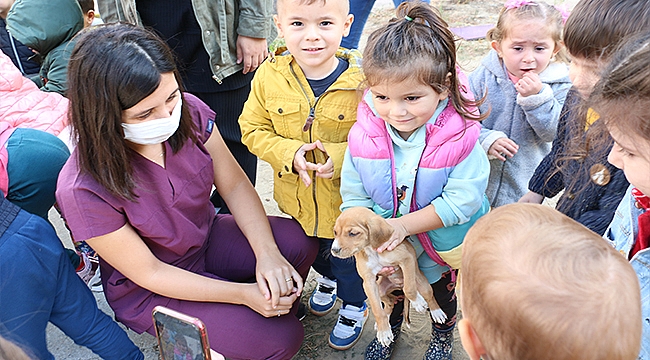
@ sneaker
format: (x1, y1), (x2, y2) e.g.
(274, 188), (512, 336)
(423, 327), (453, 360)
(308, 276), (337, 316)
(87, 267), (103, 292)
(75, 240), (98, 263)
(76, 252), (93, 282)
(364, 325), (401, 360)
(296, 302), (307, 321)
(328, 302), (368, 350)
(75, 252), (102, 292)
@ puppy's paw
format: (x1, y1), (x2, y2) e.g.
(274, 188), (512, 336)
(411, 293), (428, 312)
(430, 308), (447, 324)
(376, 329), (394, 347)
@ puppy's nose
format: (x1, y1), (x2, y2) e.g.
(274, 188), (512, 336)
(331, 241), (341, 255)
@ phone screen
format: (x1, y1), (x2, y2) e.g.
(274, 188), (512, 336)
(152, 307), (210, 360)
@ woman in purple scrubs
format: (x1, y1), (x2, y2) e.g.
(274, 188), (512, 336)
(56, 23), (318, 360)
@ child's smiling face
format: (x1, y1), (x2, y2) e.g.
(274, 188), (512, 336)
(274, 0), (353, 79)
(492, 18), (558, 80)
(370, 77), (448, 140)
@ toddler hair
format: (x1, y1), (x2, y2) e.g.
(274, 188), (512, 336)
(461, 203), (642, 360)
(487, 0), (568, 63)
(564, 0), (650, 61)
(67, 23), (195, 200)
(362, 1), (484, 122)
(590, 32), (650, 142)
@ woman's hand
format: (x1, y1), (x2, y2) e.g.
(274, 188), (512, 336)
(242, 283), (298, 317)
(255, 251), (303, 308)
(377, 218), (410, 253)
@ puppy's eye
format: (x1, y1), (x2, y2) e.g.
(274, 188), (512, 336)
(333, 230), (338, 236)
(348, 231), (359, 237)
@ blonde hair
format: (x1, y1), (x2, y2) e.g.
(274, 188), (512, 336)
(487, 0), (568, 63)
(461, 203), (641, 360)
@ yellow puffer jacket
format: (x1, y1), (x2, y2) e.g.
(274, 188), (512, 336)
(239, 48), (363, 238)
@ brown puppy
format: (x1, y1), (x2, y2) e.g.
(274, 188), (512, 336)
(331, 207), (446, 346)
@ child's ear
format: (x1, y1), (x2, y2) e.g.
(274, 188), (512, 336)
(342, 14), (354, 37)
(490, 40), (502, 57)
(273, 15), (284, 38)
(458, 319), (487, 360)
(85, 10), (95, 27)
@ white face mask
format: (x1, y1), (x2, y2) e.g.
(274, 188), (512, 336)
(122, 98), (182, 145)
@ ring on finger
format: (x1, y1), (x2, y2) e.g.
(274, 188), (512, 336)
(285, 277), (292, 282)
(277, 310), (281, 317)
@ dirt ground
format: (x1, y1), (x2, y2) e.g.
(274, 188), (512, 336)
(47, 0), (575, 359)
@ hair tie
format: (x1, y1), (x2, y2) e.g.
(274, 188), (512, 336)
(554, 4), (570, 25)
(504, 0), (535, 9)
(404, 15), (413, 22)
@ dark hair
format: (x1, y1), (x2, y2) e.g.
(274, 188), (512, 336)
(487, 0), (568, 63)
(67, 23), (195, 200)
(591, 33), (650, 143)
(362, 1), (485, 122)
(553, 0), (650, 196)
(564, 0), (650, 60)
(77, 0), (94, 13)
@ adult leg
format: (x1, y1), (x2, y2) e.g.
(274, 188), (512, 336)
(186, 215), (318, 359)
(5, 128), (70, 218)
(204, 215), (317, 283)
(0, 209), (142, 360)
(341, 0), (376, 49)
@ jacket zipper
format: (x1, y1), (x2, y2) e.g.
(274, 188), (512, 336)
(288, 63), (357, 236)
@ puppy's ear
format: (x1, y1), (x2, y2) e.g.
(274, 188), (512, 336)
(367, 214), (394, 249)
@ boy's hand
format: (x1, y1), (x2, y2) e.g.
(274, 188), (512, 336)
(292, 140), (331, 187)
(488, 137), (519, 162)
(515, 72), (543, 97)
(236, 36), (268, 74)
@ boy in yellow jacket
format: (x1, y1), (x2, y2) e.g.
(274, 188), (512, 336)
(238, 0), (367, 350)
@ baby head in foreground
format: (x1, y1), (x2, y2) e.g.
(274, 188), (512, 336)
(459, 203), (641, 360)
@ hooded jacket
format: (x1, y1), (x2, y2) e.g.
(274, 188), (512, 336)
(0, 18), (40, 77)
(6, 0), (83, 95)
(239, 48), (363, 238)
(469, 49), (571, 207)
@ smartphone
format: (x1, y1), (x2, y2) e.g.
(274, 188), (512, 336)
(152, 306), (211, 360)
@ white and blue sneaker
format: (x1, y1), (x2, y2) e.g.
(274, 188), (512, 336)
(309, 276), (337, 316)
(328, 302), (369, 350)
